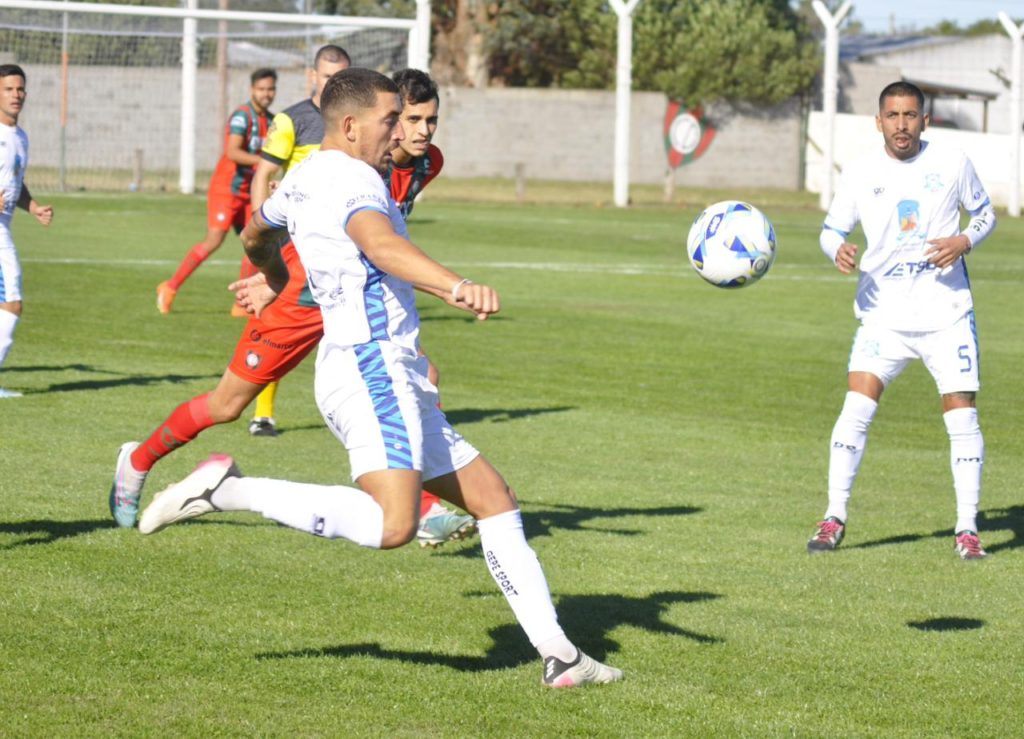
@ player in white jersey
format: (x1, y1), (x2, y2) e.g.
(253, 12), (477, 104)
(138, 68), (623, 689)
(0, 65), (54, 399)
(807, 81), (996, 560)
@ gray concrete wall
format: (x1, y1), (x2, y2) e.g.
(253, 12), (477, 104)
(16, 64), (804, 192)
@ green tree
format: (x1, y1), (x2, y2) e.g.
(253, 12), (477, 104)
(631, 0), (819, 104)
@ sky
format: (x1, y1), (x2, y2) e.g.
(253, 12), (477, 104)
(845, 0), (1024, 33)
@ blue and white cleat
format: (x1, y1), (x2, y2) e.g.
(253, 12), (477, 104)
(416, 502), (477, 548)
(109, 441), (145, 528)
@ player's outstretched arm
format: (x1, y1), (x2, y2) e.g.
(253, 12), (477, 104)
(348, 209), (499, 320)
(17, 183), (52, 226)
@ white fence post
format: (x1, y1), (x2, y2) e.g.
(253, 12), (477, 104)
(609, 0), (641, 208)
(812, 0), (851, 211)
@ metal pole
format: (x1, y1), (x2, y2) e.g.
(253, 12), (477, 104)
(216, 0), (228, 144)
(59, 2), (68, 192)
(179, 0), (198, 194)
(412, 0), (430, 71)
(999, 11), (1022, 217)
(812, 0), (851, 211)
(609, 0), (640, 208)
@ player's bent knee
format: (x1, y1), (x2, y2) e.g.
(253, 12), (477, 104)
(379, 519), (418, 549)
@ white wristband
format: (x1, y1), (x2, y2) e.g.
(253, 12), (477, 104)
(451, 278), (473, 302)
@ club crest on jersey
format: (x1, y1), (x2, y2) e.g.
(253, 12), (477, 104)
(924, 173), (944, 192)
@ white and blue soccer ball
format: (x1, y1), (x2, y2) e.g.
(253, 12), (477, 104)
(686, 200), (777, 289)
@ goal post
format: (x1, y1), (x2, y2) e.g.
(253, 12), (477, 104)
(0, 0), (427, 193)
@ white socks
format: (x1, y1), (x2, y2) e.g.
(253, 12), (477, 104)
(944, 407), (983, 533)
(477, 509), (575, 661)
(825, 391), (878, 522)
(0, 309), (18, 367)
(212, 477), (384, 549)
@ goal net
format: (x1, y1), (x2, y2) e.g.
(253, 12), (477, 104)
(0, 0), (418, 193)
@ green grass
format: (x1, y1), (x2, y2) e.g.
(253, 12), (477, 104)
(1, 188), (1022, 737)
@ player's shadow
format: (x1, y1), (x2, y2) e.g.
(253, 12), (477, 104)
(907, 617), (984, 632)
(271, 406), (576, 436)
(444, 406), (574, 425)
(437, 502), (703, 558)
(254, 589), (722, 671)
(0, 363), (98, 373)
(0, 519), (115, 549)
(38, 372), (221, 394)
(847, 505), (1024, 555)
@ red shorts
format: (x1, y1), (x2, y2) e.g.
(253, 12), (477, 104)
(228, 299), (323, 385)
(207, 191), (251, 234)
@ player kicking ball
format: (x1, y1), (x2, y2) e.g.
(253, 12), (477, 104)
(138, 68), (623, 688)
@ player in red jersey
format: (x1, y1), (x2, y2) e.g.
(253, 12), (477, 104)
(111, 69), (471, 546)
(156, 68), (277, 316)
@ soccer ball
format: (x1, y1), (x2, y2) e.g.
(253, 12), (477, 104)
(686, 200), (777, 288)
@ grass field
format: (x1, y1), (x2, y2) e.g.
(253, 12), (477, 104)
(1, 187), (1022, 737)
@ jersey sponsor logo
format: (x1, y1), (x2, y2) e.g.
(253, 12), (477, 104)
(896, 199), (924, 242)
(873, 187), (884, 196)
(346, 193), (387, 210)
(883, 260), (937, 278)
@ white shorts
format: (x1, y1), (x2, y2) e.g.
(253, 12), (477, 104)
(848, 311), (980, 395)
(0, 227), (22, 303)
(314, 339), (480, 482)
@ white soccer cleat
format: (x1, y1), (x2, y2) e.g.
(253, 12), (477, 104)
(542, 650), (623, 688)
(138, 454), (240, 535)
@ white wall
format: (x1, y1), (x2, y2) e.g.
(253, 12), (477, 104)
(806, 111), (1021, 207)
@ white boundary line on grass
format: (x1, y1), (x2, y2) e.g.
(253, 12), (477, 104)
(21, 256), (855, 281)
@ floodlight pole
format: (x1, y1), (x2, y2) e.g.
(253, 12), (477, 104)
(812, 0), (852, 211)
(999, 11), (1023, 217)
(609, 0), (641, 208)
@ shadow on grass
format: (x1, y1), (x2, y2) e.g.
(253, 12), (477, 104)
(255, 590), (722, 672)
(3, 363), (221, 394)
(907, 617), (985, 632)
(845, 505), (1024, 555)
(0, 519), (115, 548)
(271, 405), (576, 436)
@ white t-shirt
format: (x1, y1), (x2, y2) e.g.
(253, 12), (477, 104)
(261, 148), (420, 352)
(823, 140), (991, 331)
(0, 122), (29, 231)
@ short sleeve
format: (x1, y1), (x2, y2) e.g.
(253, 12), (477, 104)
(261, 112), (295, 165)
(228, 110), (249, 137)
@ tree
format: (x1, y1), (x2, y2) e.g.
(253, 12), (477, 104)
(486, 0), (818, 104)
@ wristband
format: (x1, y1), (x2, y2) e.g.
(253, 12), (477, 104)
(451, 278), (473, 302)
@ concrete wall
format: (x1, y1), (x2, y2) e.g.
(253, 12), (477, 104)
(15, 63), (804, 192)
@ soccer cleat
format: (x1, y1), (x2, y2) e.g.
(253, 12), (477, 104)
(138, 454), (240, 535)
(807, 516), (845, 553)
(954, 530), (988, 560)
(248, 416), (278, 437)
(230, 302), (249, 318)
(156, 280), (177, 314)
(109, 441), (146, 528)
(0, 387), (23, 398)
(416, 502), (477, 548)
(542, 650), (623, 688)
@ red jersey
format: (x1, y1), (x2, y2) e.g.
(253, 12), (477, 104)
(385, 144), (444, 220)
(209, 102), (271, 198)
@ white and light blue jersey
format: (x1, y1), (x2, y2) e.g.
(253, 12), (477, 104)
(822, 140), (994, 331)
(261, 148), (420, 353)
(0, 122), (29, 231)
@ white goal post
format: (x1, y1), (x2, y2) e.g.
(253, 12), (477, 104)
(0, 0), (428, 193)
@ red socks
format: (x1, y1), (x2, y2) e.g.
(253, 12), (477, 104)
(131, 393), (214, 472)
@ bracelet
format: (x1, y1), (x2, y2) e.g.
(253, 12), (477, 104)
(451, 278), (473, 302)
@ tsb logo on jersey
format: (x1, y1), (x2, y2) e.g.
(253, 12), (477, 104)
(883, 261), (937, 278)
